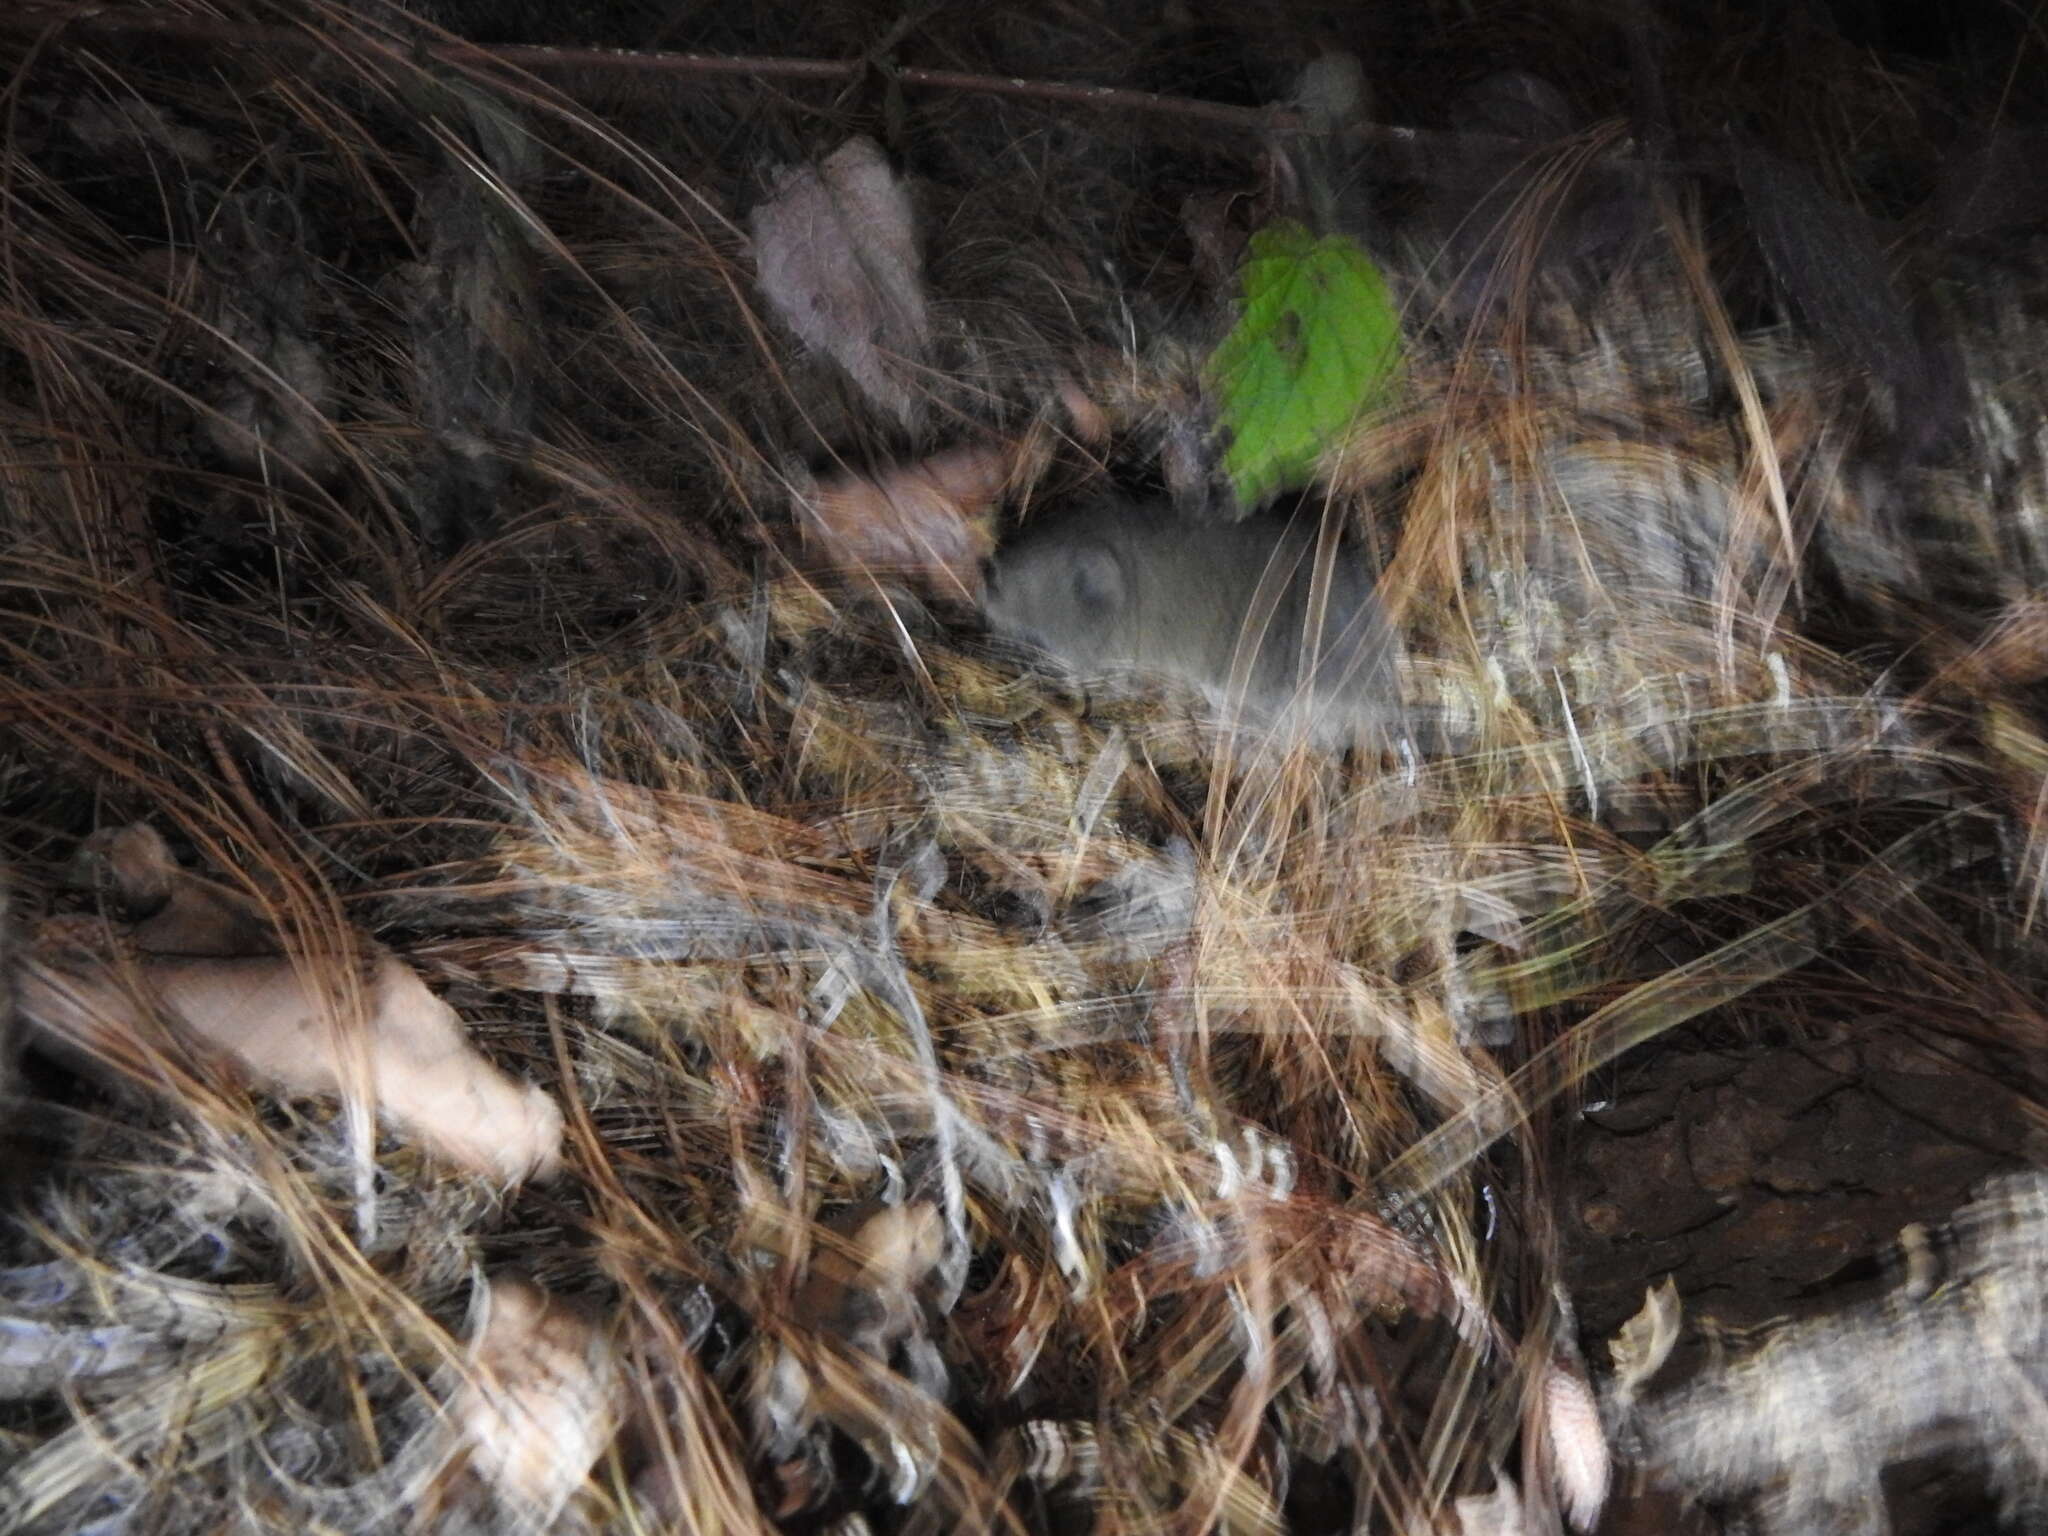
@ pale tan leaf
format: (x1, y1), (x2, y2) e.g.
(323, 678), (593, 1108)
(454, 1277), (622, 1519)
(1608, 1274), (1682, 1398)
(1449, 1476), (1527, 1536)
(1056, 376), (1110, 444)
(752, 136), (930, 425)
(20, 945), (563, 1185)
(1544, 1364), (1611, 1531)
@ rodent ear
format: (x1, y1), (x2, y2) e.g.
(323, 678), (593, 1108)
(1068, 541), (1124, 611)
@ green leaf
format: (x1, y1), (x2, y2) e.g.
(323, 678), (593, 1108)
(1203, 221), (1404, 510)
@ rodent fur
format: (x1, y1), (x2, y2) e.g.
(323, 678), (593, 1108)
(983, 502), (1397, 747)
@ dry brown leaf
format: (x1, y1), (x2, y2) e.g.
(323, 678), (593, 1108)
(64, 97), (217, 165)
(65, 823), (280, 958)
(454, 1277), (622, 1519)
(797, 446), (1009, 599)
(752, 136), (930, 426)
(795, 1202), (946, 1357)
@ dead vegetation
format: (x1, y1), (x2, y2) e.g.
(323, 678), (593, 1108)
(1, 2), (2047, 1533)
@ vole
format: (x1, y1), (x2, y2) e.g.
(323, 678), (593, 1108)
(982, 503), (1399, 748)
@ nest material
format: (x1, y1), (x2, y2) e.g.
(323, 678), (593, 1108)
(0, 4), (2046, 1535)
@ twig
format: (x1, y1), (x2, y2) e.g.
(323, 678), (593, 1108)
(1, 0), (1473, 151)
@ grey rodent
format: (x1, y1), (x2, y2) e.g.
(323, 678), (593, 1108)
(982, 503), (1397, 747)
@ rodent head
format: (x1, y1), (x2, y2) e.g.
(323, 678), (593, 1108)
(984, 508), (1322, 688)
(983, 526), (1134, 671)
